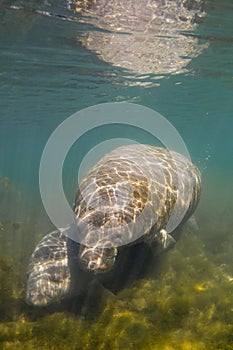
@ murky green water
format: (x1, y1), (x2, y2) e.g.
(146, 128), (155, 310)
(0, 0), (233, 349)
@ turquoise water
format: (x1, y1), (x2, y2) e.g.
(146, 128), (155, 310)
(0, 0), (233, 349)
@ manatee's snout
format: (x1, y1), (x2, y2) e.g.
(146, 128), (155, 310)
(78, 245), (117, 274)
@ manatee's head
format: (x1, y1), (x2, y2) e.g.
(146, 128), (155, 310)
(78, 243), (117, 274)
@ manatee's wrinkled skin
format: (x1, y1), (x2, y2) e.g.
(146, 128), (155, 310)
(69, 0), (207, 76)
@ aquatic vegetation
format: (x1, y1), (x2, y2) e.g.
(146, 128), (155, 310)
(0, 224), (233, 350)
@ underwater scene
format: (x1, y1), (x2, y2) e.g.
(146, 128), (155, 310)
(0, 0), (233, 349)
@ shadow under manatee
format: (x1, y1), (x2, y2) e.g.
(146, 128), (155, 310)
(65, 241), (160, 318)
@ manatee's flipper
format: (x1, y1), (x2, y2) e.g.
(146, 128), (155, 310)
(26, 230), (71, 306)
(148, 228), (176, 256)
(157, 229), (176, 250)
(186, 216), (199, 231)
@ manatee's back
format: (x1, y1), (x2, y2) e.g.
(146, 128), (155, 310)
(74, 144), (201, 248)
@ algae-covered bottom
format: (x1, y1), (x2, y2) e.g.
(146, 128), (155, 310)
(0, 178), (233, 350)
